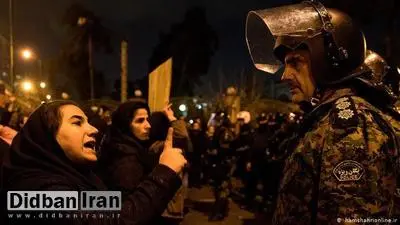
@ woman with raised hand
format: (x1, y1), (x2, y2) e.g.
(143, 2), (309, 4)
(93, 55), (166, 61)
(97, 100), (190, 224)
(97, 100), (155, 198)
(1, 100), (187, 225)
(148, 104), (191, 224)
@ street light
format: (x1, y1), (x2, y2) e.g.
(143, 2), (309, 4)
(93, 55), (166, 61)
(20, 48), (43, 80)
(21, 49), (33, 59)
(179, 104), (187, 112)
(21, 80), (33, 92)
(39, 81), (46, 89)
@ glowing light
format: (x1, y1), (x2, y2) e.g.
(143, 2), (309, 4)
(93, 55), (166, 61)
(21, 81), (33, 92)
(134, 89), (142, 97)
(39, 82), (46, 89)
(77, 17), (88, 26)
(179, 104), (187, 112)
(46, 94), (52, 100)
(21, 49), (33, 60)
(61, 92), (69, 99)
(91, 106), (99, 112)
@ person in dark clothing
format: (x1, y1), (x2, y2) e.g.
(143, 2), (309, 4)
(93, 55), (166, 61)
(0, 137), (10, 189)
(148, 109), (191, 224)
(188, 121), (207, 187)
(1, 100), (187, 225)
(0, 84), (11, 126)
(232, 114), (254, 182)
(0, 137), (8, 159)
(149, 110), (191, 167)
(203, 125), (216, 183)
(97, 101), (189, 224)
(97, 100), (157, 198)
(208, 117), (235, 221)
(243, 114), (268, 211)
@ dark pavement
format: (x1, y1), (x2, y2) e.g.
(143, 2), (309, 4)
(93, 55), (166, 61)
(180, 183), (272, 225)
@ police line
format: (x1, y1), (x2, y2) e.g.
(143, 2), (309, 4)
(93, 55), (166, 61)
(7, 191), (121, 211)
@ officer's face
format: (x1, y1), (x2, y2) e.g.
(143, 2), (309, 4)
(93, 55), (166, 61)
(281, 50), (316, 103)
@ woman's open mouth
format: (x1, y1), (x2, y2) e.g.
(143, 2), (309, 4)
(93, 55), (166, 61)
(83, 140), (96, 152)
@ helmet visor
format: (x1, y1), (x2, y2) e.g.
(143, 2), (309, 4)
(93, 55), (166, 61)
(246, 3), (323, 74)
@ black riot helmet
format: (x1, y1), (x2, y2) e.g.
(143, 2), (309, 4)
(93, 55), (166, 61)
(246, 1), (366, 86)
(354, 50), (398, 104)
(358, 50), (391, 87)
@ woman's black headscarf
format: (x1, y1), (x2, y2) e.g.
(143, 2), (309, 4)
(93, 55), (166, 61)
(111, 99), (150, 138)
(97, 100), (151, 179)
(106, 99), (151, 152)
(98, 100), (153, 168)
(2, 101), (105, 191)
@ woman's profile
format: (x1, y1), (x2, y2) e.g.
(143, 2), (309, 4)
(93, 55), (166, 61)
(1, 100), (187, 225)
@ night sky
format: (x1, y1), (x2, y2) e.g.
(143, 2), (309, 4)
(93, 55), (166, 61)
(0, 0), (396, 94)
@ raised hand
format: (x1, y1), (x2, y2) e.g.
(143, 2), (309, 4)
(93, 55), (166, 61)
(163, 103), (177, 122)
(159, 128), (187, 173)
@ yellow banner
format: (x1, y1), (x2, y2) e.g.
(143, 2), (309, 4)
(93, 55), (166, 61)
(148, 58), (172, 112)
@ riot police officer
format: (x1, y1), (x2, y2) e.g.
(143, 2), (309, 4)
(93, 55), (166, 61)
(246, 1), (400, 224)
(243, 113), (272, 212)
(207, 115), (235, 221)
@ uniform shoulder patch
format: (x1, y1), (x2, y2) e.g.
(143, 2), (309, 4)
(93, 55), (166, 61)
(333, 160), (364, 181)
(331, 96), (359, 129)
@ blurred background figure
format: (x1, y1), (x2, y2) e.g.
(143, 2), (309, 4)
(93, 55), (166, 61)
(188, 120), (207, 188)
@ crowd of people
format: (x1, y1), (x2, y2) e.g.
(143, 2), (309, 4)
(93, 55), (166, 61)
(185, 111), (303, 220)
(0, 1), (400, 225)
(0, 86), (296, 223)
(0, 87), (301, 223)
(0, 99), (188, 225)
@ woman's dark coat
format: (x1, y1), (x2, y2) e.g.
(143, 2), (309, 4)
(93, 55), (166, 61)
(1, 101), (181, 225)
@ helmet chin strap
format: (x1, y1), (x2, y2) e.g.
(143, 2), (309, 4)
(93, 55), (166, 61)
(298, 88), (322, 113)
(310, 90), (321, 107)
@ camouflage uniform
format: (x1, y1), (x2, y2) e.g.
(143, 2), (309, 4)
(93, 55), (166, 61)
(273, 88), (400, 225)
